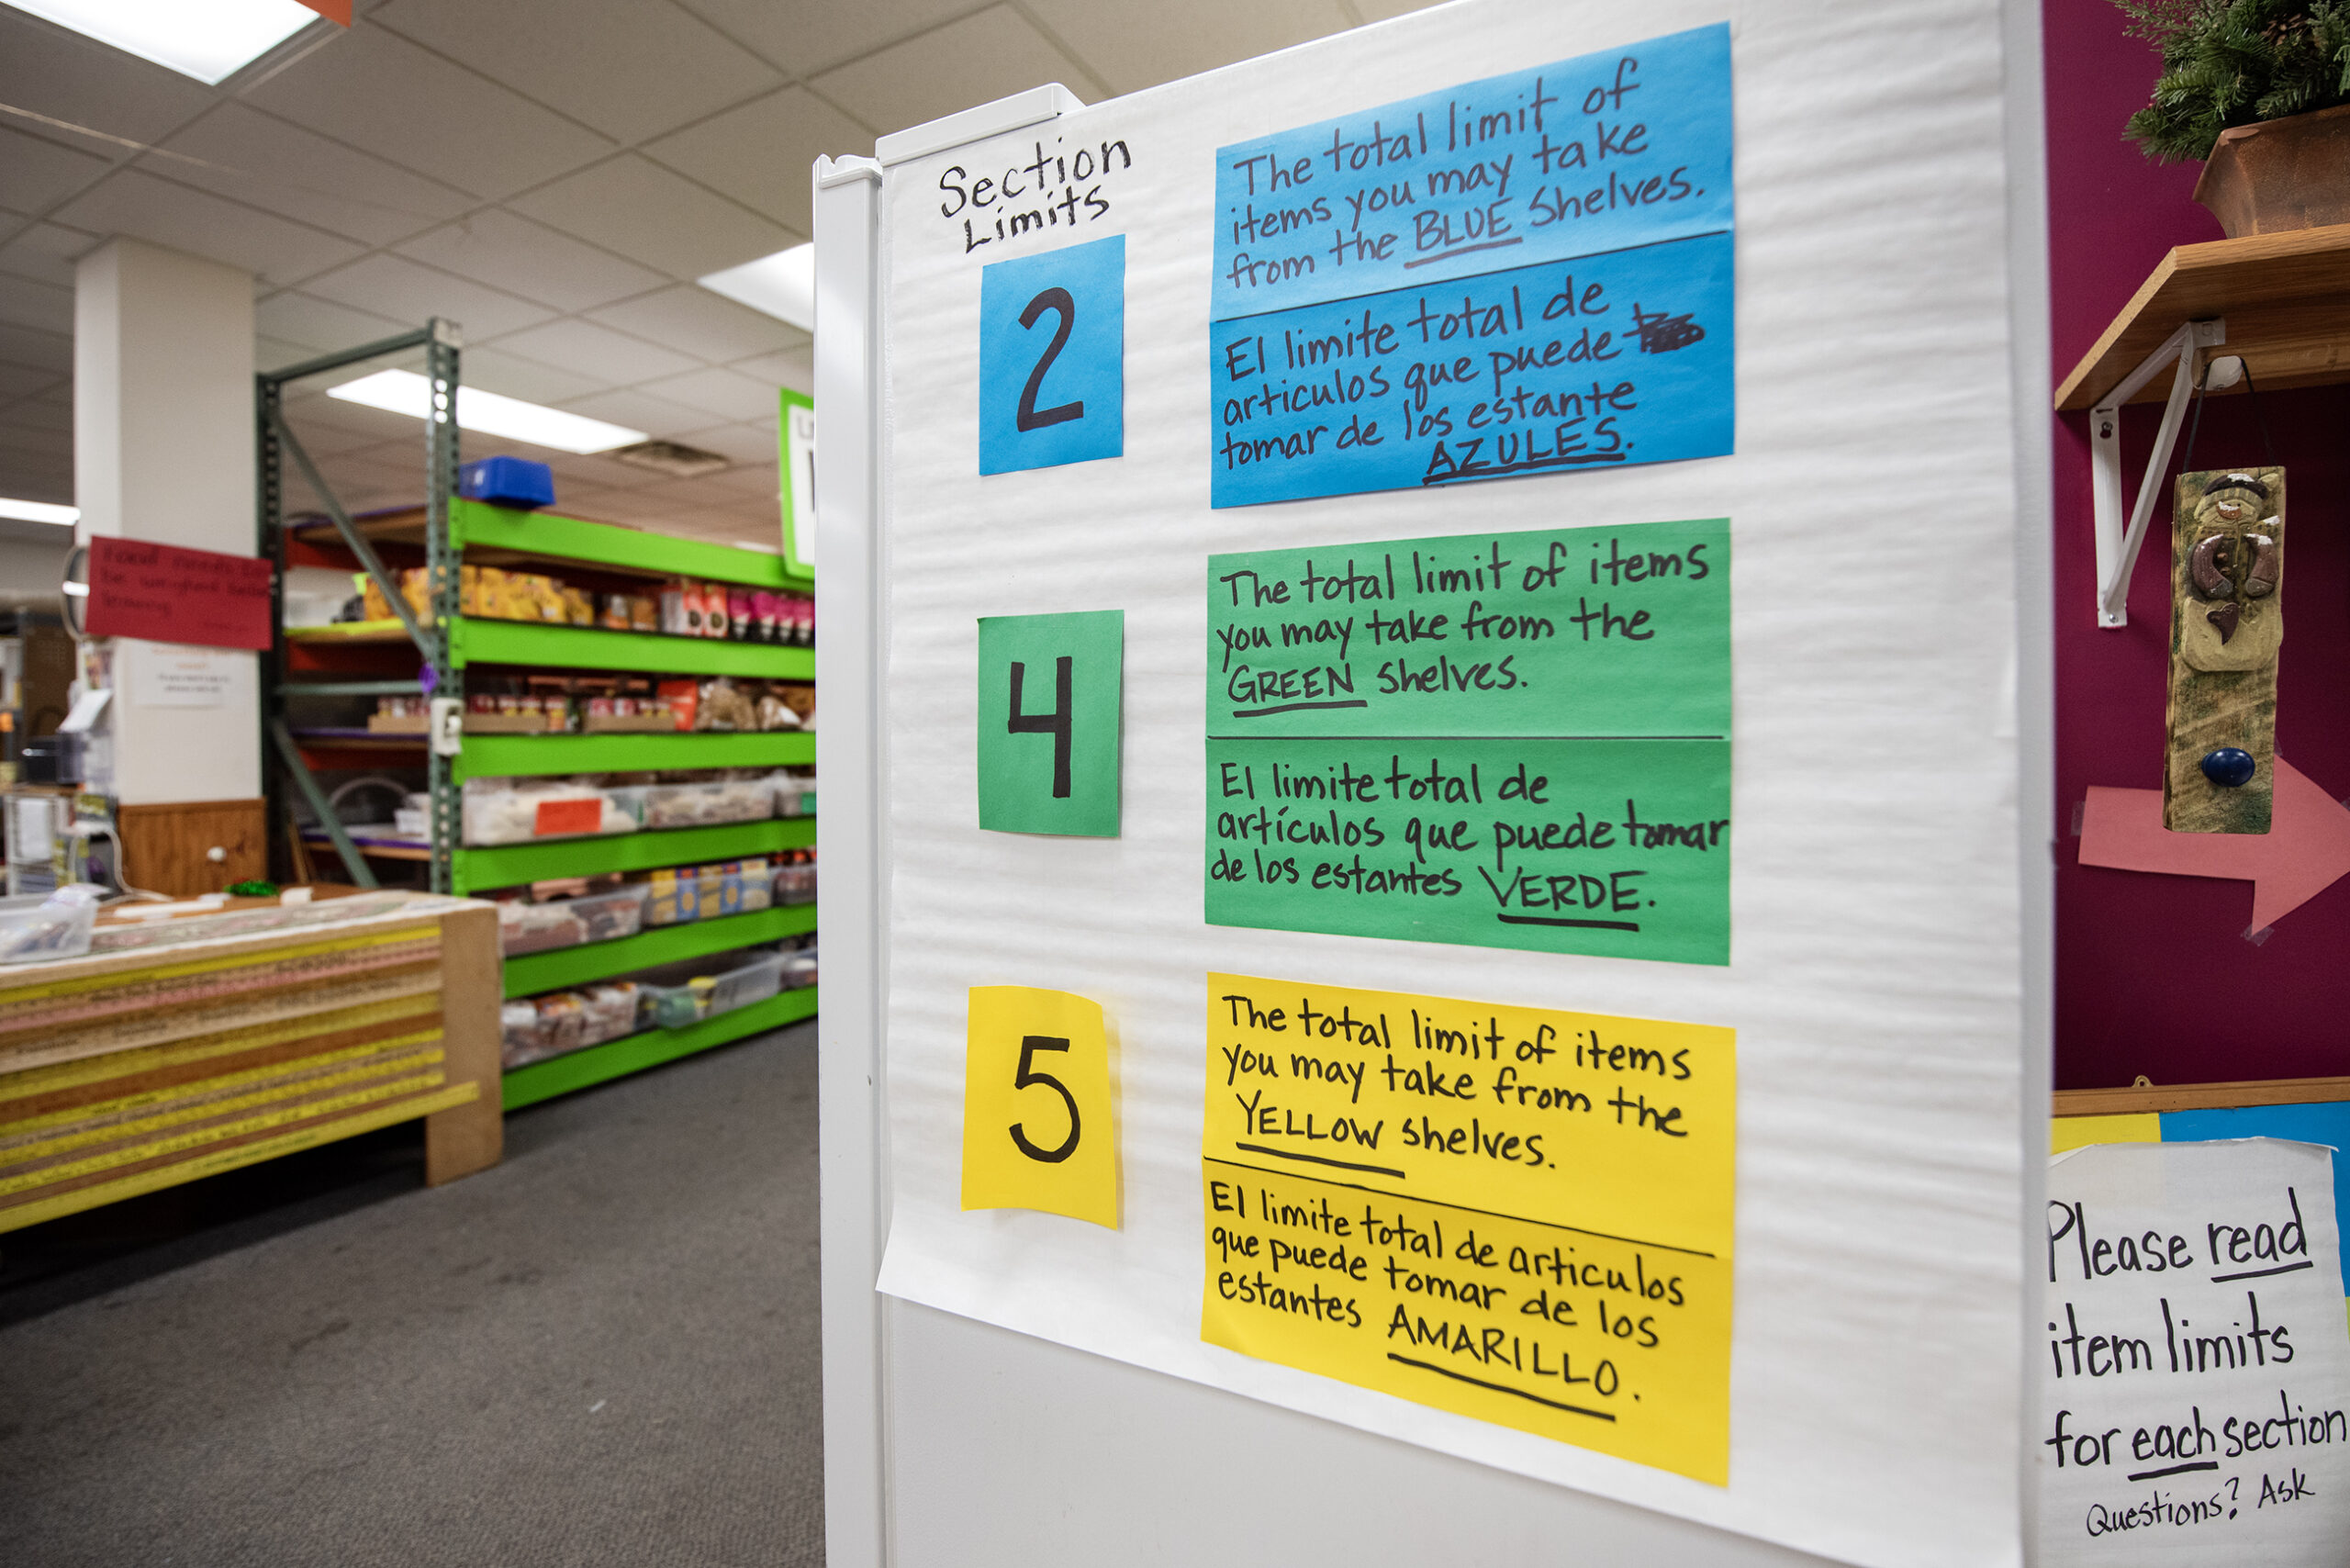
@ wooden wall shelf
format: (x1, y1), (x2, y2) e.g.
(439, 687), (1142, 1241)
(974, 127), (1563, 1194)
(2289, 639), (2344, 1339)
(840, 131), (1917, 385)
(2055, 222), (2350, 411)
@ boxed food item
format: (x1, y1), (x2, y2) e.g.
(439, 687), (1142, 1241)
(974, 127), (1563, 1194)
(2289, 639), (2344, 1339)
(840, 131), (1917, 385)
(637, 857), (773, 926)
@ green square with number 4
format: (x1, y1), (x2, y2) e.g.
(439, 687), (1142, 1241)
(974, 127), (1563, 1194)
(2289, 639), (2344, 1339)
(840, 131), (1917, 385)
(977, 610), (1123, 836)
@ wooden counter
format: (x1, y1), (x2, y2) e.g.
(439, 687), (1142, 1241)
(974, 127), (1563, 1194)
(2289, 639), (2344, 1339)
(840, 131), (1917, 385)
(0, 891), (502, 1235)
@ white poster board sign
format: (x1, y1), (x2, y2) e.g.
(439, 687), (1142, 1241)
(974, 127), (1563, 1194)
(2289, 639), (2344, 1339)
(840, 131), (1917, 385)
(838, 0), (2049, 1563)
(2042, 1138), (2350, 1565)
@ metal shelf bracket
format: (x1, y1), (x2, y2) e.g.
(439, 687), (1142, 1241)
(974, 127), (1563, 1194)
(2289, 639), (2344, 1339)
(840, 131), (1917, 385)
(2090, 317), (2225, 628)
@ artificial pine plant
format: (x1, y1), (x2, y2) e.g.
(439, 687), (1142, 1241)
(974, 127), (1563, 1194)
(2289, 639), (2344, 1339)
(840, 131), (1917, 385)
(2113, 0), (2350, 160)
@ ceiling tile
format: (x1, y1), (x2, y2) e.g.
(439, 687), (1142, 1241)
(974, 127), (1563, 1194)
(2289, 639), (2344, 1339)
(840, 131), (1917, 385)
(255, 290), (412, 354)
(1022, 0), (1350, 96)
(396, 209), (671, 314)
(509, 154), (794, 281)
(241, 23), (614, 201)
(486, 317), (701, 385)
(0, 363), (63, 401)
(1350, 0), (1446, 18)
(458, 345), (607, 407)
(0, 220), (99, 289)
(0, 321), (73, 375)
(278, 388), (437, 443)
(728, 342), (812, 394)
(637, 365), (779, 422)
(301, 253), (556, 341)
(269, 408), (392, 456)
(52, 170), (365, 288)
(8, 396), (70, 432)
(586, 285), (802, 363)
(811, 7), (1100, 140)
(542, 453), (667, 490)
(0, 126), (112, 218)
(373, 0), (783, 147)
(149, 102), (474, 248)
(643, 86), (867, 232)
(669, 423), (778, 466)
(690, 460), (784, 498)
(0, 421), (72, 459)
(0, 10), (217, 145)
(0, 277), (73, 336)
(675, 0), (982, 78)
(555, 386), (718, 439)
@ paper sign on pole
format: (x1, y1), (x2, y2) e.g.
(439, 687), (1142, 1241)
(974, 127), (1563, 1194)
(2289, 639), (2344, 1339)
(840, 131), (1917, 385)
(2041, 1138), (2350, 1564)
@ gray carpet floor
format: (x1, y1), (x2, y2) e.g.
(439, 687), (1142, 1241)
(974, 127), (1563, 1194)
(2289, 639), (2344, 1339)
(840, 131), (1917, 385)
(0, 1023), (824, 1567)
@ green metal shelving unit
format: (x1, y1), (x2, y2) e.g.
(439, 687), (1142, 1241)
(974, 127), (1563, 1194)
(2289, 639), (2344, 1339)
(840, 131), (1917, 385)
(259, 358), (816, 1108)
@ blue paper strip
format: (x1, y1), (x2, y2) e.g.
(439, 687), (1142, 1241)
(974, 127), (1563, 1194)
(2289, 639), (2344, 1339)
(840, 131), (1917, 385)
(1210, 23), (1732, 320)
(1210, 231), (1732, 508)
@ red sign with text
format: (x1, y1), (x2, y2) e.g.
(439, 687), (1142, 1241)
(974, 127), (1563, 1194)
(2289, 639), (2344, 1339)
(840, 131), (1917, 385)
(84, 538), (274, 651)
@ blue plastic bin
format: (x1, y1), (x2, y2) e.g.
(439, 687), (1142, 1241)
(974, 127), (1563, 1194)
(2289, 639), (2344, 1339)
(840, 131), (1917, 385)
(458, 456), (555, 510)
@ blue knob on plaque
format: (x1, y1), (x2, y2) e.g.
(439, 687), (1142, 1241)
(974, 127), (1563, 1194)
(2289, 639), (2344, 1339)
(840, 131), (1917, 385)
(2199, 746), (2256, 788)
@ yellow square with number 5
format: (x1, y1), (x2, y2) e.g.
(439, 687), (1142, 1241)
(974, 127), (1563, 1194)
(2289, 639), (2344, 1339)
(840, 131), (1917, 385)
(963, 987), (1118, 1228)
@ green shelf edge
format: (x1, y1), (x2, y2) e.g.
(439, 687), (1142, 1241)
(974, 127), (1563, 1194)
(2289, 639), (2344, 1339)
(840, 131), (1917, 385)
(451, 618), (815, 678)
(458, 729), (813, 780)
(453, 817), (814, 892)
(453, 498), (812, 589)
(503, 902), (818, 996)
(501, 986), (818, 1111)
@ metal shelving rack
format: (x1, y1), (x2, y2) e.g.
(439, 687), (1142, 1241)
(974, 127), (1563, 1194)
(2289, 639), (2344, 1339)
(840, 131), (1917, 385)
(257, 320), (818, 1108)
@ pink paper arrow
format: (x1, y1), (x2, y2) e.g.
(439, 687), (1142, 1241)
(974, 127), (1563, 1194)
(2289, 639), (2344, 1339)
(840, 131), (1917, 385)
(2078, 757), (2350, 932)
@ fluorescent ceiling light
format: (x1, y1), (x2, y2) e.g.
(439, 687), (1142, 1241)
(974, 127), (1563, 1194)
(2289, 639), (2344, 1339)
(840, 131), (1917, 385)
(0, 498), (77, 526)
(699, 244), (815, 332)
(4, 0), (321, 85)
(327, 370), (646, 454)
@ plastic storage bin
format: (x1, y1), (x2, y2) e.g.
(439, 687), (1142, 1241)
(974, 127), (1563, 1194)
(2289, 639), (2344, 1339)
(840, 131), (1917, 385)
(772, 859), (816, 906)
(462, 778), (635, 846)
(458, 455), (554, 510)
(637, 948), (785, 1029)
(501, 980), (642, 1068)
(773, 774), (815, 819)
(607, 776), (776, 829)
(0, 886), (100, 964)
(781, 946), (817, 990)
(496, 885), (648, 957)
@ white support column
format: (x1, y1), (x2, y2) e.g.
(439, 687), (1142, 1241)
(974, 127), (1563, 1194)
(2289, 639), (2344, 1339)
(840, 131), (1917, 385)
(813, 151), (890, 1568)
(73, 237), (260, 806)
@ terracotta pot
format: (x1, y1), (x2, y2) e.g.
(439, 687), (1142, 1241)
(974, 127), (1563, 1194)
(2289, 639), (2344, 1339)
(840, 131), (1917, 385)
(2193, 101), (2350, 237)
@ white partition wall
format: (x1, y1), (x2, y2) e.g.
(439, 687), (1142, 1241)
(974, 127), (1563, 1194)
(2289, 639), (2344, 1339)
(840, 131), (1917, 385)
(818, 1), (2053, 1562)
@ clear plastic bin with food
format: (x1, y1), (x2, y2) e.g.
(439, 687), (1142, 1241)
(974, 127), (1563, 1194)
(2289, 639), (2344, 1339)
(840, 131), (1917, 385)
(495, 883), (648, 956)
(633, 946), (787, 1030)
(462, 778), (635, 846)
(606, 773), (778, 830)
(500, 980), (641, 1068)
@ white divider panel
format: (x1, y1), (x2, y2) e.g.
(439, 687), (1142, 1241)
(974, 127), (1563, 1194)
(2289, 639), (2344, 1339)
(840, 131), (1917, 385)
(839, 1), (2052, 1563)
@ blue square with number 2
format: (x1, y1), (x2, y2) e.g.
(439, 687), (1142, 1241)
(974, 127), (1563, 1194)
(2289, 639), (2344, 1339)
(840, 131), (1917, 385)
(979, 234), (1125, 476)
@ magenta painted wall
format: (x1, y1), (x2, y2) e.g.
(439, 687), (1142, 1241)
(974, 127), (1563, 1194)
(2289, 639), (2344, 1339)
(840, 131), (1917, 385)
(2047, 0), (2350, 1089)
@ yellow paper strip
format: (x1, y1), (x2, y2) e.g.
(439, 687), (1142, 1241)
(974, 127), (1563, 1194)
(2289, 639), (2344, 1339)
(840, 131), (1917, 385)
(0, 924), (439, 1008)
(0, 1044), (445, 1160)
(0, 992), (442, 1100)
(0, 1070), (448, 1196)
(0, 1082), (476, 1235)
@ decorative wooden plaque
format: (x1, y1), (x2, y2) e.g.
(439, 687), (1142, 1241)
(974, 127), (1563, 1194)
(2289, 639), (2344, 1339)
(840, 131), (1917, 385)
(2164, 465), (2285, 834)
